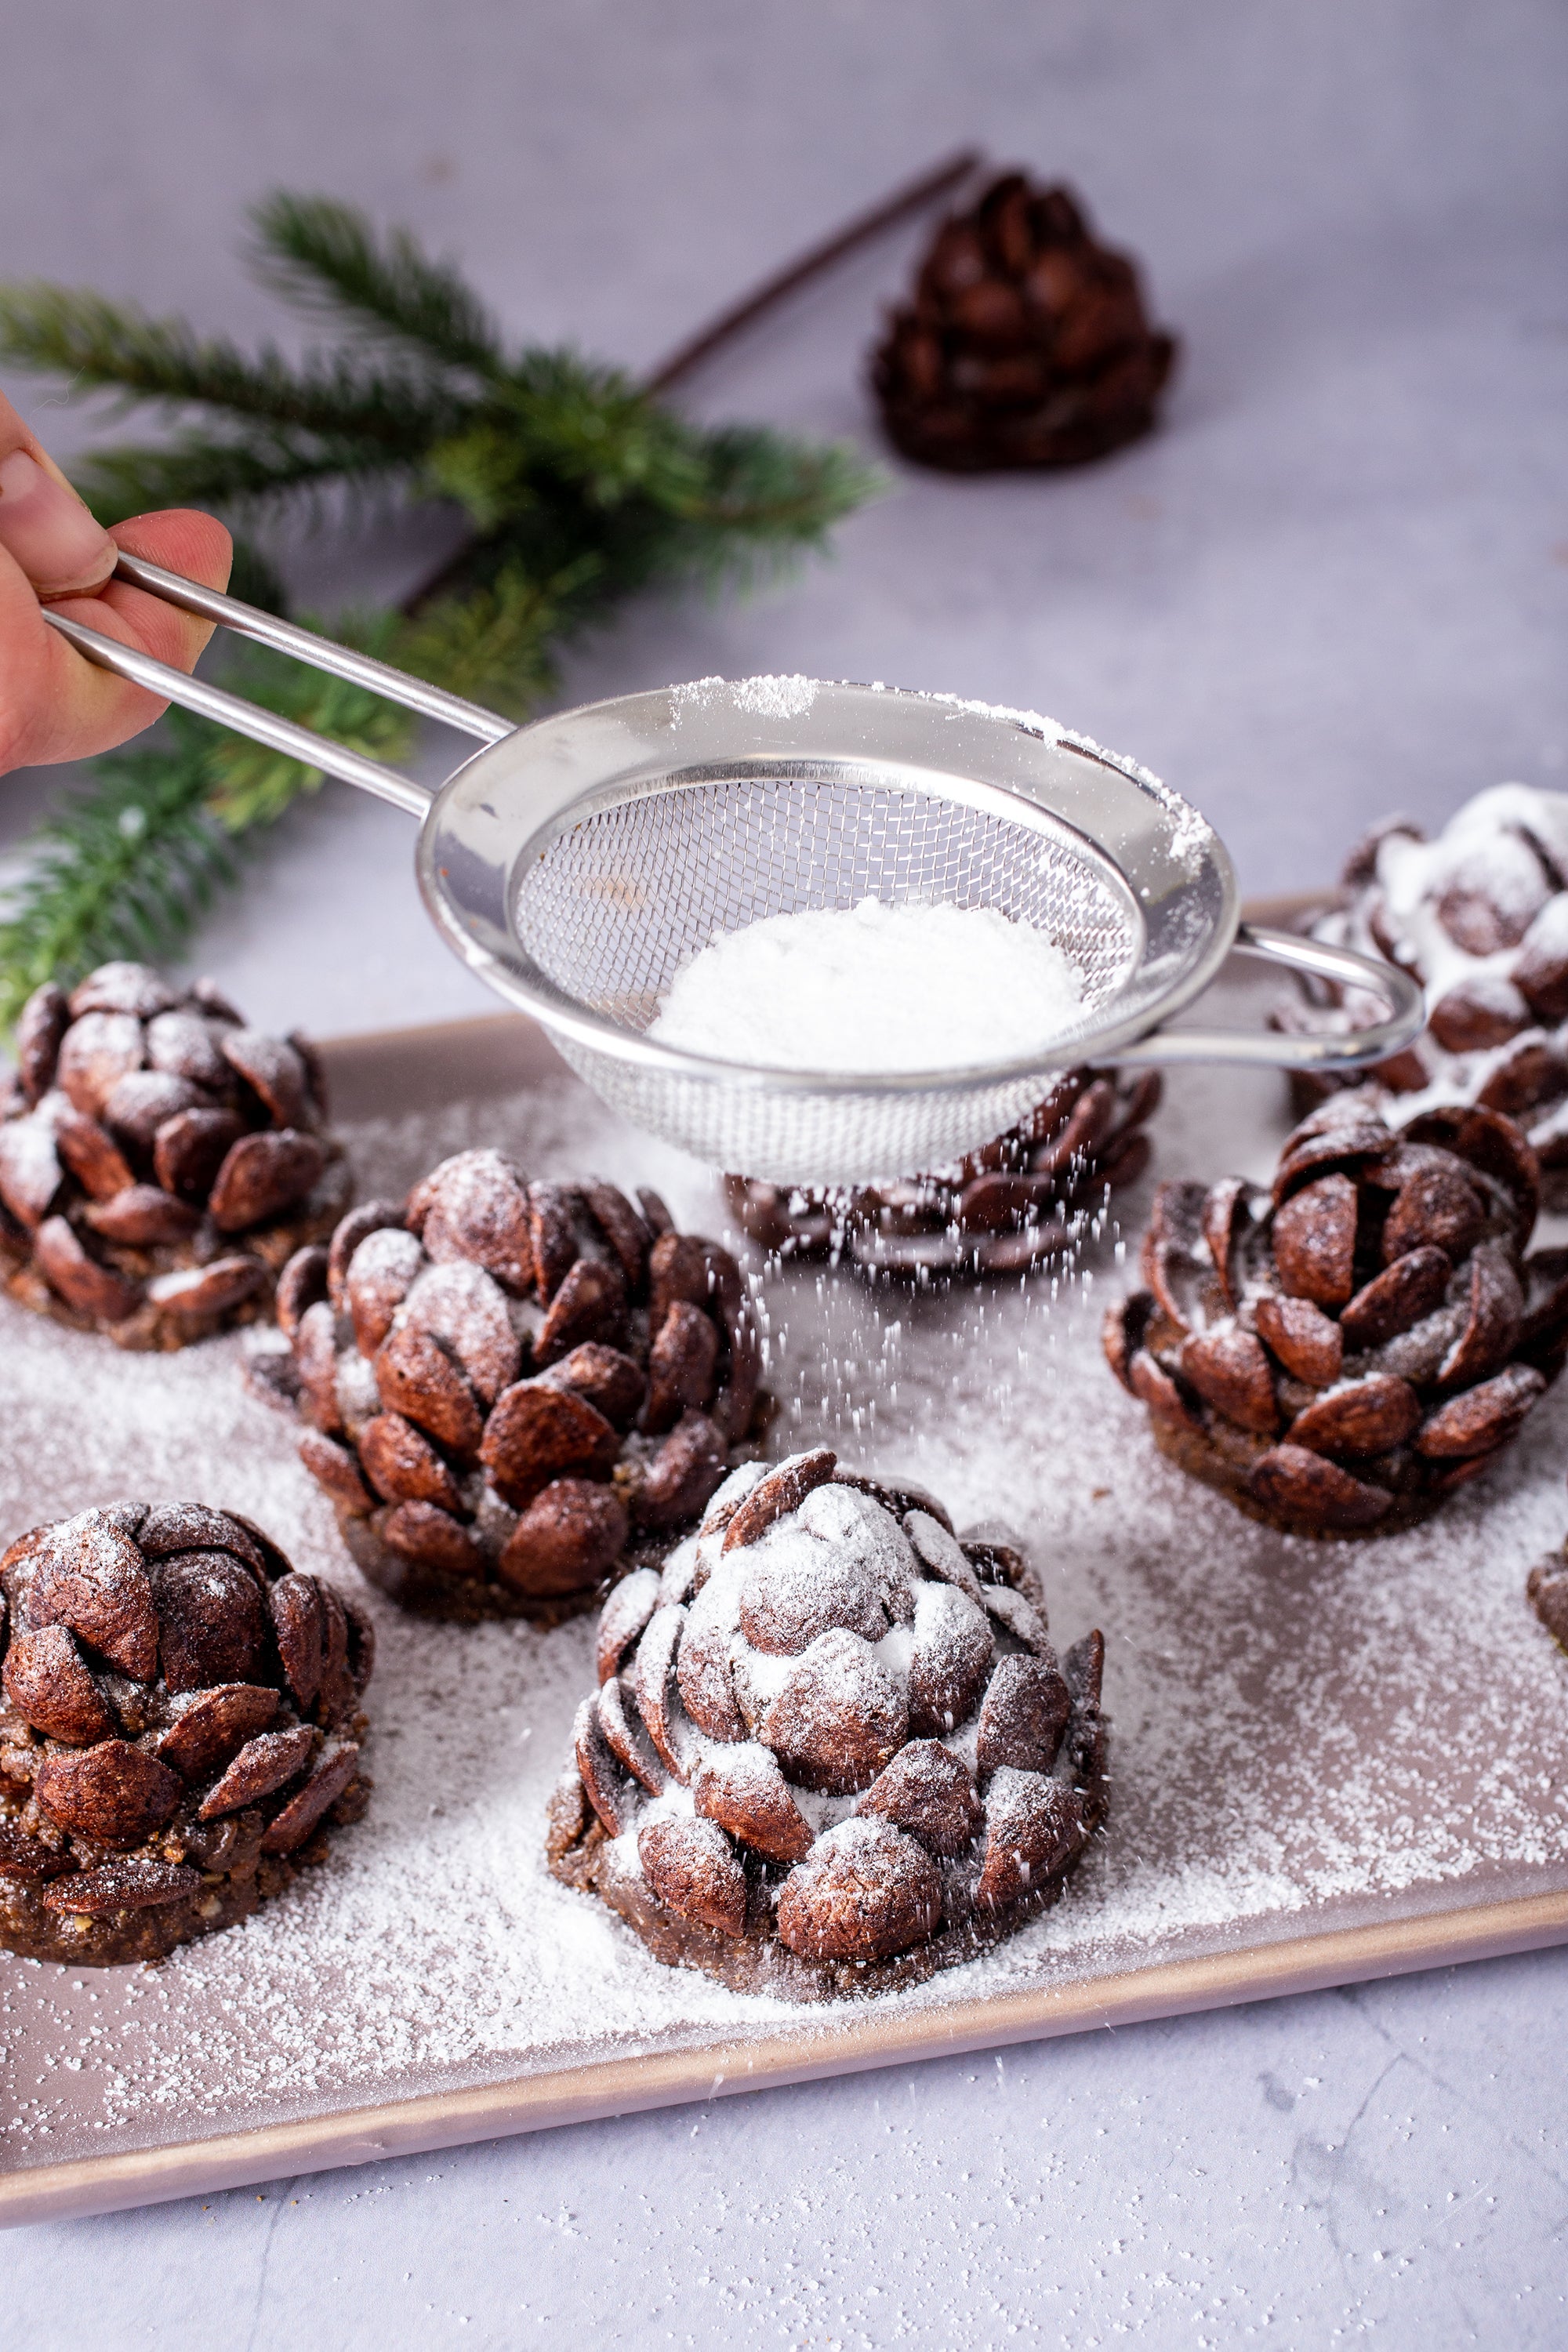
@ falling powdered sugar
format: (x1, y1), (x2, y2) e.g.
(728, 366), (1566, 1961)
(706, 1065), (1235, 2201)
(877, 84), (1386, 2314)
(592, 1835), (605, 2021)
(648, 898), (1087, 1072)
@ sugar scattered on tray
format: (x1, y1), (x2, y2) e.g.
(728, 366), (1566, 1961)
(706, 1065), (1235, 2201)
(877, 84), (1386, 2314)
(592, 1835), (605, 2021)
(0, 1049), (1566, 2169)
(648, 898), (1087, 1072)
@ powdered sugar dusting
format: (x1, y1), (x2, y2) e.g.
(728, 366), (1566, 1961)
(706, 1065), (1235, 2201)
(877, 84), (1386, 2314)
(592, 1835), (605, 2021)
(1058, 728), (1210, 875)
(1308, 782), (1568, 1117)
(668, 675), (818, 725)
(1, 1014), (1566, 2178)
(731, 674), (818, 720)
(916, 688), (1060, 741)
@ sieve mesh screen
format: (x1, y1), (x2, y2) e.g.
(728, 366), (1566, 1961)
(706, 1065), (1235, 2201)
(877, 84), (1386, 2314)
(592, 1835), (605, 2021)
(511, 771), (1138, 1036)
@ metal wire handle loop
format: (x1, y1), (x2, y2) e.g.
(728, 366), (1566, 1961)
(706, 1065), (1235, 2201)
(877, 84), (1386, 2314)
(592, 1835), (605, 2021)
(1123, 924), (1425, 1071)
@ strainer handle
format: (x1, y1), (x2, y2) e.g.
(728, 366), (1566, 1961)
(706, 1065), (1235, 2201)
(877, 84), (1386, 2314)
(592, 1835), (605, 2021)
(37, 554), (510, 820)
(1124, 923), (1425, 1071)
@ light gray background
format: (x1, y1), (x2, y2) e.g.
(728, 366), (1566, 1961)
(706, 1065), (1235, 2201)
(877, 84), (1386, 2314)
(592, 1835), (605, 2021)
(2, 2), (1566, 2340)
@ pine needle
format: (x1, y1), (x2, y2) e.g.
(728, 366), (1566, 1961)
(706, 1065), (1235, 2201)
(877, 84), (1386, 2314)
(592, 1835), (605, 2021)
(397, 557), (594, 717)
(248, 192), (504, 376)
(0, 283), (463, 443)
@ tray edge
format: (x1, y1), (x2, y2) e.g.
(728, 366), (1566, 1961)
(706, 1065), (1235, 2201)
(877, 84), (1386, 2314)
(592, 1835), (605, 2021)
(6, 1883), (1566, 2228)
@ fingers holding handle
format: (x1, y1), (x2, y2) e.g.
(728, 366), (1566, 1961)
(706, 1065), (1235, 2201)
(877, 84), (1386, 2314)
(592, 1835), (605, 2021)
(0, 391), (231, 773)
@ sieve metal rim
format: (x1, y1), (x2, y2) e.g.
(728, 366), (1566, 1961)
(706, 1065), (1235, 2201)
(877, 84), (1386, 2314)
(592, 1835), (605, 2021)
(412, 680), (1238, 1098)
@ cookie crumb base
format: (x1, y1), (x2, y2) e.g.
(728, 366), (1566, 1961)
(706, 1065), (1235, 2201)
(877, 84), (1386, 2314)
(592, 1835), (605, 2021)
(0, 1850), (314, 1969)
(550, 1767), (1108, 2003)
(338, 1509), (610, 1629)
(2, 1164), (351, 1353)
(1149, 1412), (1457, 1541)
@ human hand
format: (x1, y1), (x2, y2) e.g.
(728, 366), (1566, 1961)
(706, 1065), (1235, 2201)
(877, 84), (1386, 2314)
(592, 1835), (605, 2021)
(0, 390), (231, 775)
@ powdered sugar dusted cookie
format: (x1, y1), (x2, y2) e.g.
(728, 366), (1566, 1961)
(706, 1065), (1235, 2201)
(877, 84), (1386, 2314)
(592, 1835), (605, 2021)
(547, 1453), (1105, 1998)
(1275, 786), (1568, 1204)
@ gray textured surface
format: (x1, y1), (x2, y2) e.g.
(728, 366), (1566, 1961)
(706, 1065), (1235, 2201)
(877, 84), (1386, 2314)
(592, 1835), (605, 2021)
(2, 1), (1566, 2339)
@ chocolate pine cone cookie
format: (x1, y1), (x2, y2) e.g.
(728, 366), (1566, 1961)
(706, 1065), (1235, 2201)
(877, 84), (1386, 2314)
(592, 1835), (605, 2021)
(1526, 1482), (1568, 1659)
(871, 172), (1177, 473)
(549, 1450), (1106, 1998)
(1273, 786), (1568, 1208)
(1527, 1553), (1568, 1657)
(726, 1068), (1160, 1279)
(276, 1152), (764, 1624)
(1104, 1101), (1568, 1538)
(0, 963), (350, 1347)
(0, 1501), (373, 1965)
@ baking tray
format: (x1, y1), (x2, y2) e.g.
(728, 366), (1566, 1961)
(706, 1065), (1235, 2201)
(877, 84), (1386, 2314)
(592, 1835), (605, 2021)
(2, 953), (1566, 2227)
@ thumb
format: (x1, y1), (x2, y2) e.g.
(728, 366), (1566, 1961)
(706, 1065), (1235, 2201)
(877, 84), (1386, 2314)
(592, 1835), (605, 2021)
(0, 396), (118, 598)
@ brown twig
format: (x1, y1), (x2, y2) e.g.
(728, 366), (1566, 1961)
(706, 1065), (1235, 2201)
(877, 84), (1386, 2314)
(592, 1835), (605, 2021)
(643, 146), (982, 395)
(400, 147), (982, 615)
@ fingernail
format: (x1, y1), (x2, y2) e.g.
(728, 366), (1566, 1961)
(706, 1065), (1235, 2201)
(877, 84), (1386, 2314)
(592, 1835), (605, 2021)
(0, 449), (118, 594)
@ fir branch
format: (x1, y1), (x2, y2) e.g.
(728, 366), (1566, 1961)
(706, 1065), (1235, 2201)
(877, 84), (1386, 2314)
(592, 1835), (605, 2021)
(397, 558), (594, 717)
(493, 354), (707, 511)
(0, 636), (426, 1026)
(74, 428), (425, 532)
(203, 620), (417, 829)
(0, 717), (235, 1028)
(249, 192), (504, 376)
(663, 424), (882, 575)
(0, 187), (886, 1019)
(0, 284), (463, 445)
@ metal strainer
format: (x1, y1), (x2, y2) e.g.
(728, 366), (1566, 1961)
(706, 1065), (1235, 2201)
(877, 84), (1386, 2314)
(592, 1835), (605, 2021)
(45, 560), (1421, 1184)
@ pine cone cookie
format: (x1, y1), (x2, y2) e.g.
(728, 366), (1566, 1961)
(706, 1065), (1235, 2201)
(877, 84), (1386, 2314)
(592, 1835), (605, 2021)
(871, 172), (1177, 473)
(726, 1069), (1158, 1279)
(1274, 786), (1568, 1205)
(1105, 1100), (1568, 1537)
(548, 1450), (1105, 1998)
(0, 963), (349, 1346)
(275, 1153), (763, 1624)
(1527, 1484), (1568, 1657)
(1528, 1555), (1568, 1656)
(0, 1501), (373, 1965)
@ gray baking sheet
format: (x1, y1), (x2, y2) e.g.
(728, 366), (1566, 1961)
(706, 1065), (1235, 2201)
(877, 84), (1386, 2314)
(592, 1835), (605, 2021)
(2, 970), (1566, 2224)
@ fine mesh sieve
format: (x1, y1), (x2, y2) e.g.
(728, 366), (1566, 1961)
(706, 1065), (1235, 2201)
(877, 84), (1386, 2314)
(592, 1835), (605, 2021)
(505, 759), (1142, 1177)
(44, 561), (1424, 1185)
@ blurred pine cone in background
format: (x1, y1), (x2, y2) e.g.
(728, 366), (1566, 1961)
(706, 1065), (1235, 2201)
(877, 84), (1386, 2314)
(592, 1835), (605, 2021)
(872, 172), (1177, 471)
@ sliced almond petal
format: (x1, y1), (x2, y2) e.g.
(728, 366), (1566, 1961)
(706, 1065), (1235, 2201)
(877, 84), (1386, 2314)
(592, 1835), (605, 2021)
(1287, 1372), (1421, 1458)
(1247, 1443), (1392, 1531)
(1178, 1325), (1279, 1433)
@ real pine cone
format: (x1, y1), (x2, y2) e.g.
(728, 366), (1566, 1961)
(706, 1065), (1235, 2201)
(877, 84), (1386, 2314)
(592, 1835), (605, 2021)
(1273, 786), (1568, 1207)
(726, 1067), (1158, 1278)
(548, 1448), (1105, 1998)
(1105, 1099), (1568, 1537)
(871, 172), (1177, 473)
(0, 1501), (373, 1965)
(0, 962), (350, 1346)
(273, 1152), (764, 1624)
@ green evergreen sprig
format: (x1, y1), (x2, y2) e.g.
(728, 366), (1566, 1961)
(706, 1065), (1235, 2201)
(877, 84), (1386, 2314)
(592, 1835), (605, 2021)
(0, 191), (881, 1026)
(0, 719), (236, 1027)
